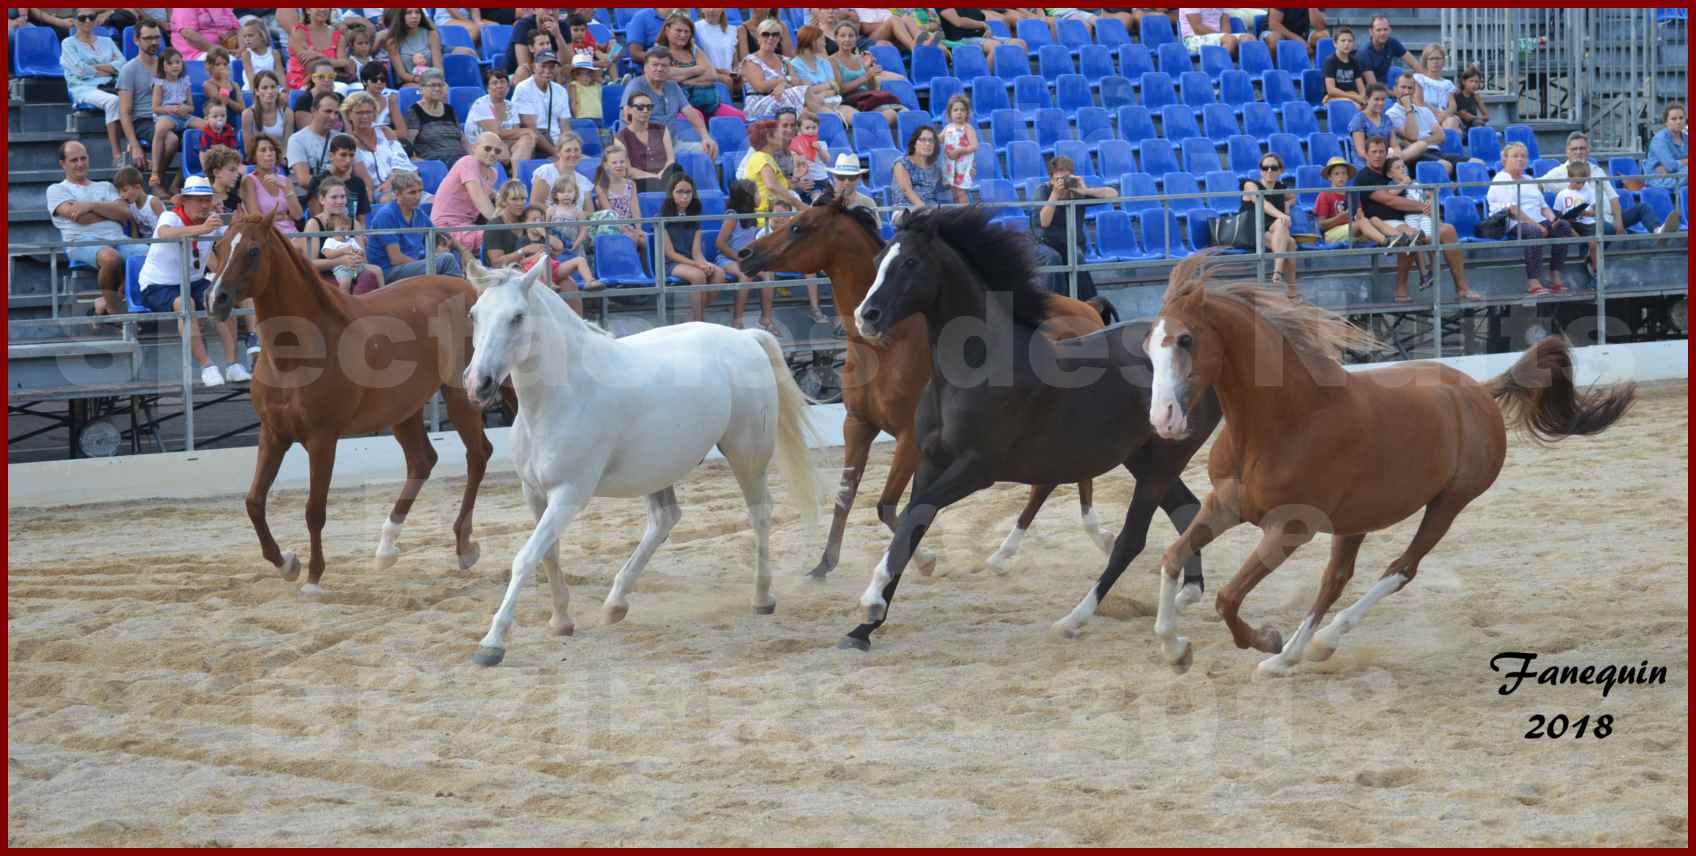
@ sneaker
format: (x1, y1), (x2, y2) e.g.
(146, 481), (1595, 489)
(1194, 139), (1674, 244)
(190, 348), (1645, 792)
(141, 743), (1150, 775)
(224, 362), (251, 382)
(1656, 208), (1682, 235)
(201, 363), (226, 387)
(244, 332), (261, 356)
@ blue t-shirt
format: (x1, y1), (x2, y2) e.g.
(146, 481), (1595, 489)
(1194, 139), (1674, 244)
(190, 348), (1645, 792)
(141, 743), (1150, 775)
(366, 202), (431, 277)
(1356, 35), (1406, 85)
(1347, 110), (1396, 144)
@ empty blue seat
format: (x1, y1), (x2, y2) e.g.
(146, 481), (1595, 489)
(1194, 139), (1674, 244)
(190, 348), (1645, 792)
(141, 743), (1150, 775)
(1038, 43), (1074, 82)
(594, 234), (653, 287)
(480, 24), (513, 65)
(1640, 186), (1676, 228)
(1118, 172), (1160, 212)
(1006, 140), (1046, 184)
(1199, 44), (1234, 80)
(1283, 102), (1320, 137)
(1219, 69), (1254, 110)
(1116, 105), (1158, 142)
(989, 108), (1025, 150)
(13, 27), (63, 77)
(1138, 139), (1181, 177)
(1293, 164), (1325, 207)
(124, 255), (148, 313)
(1227, 134), (1264, 174)
(1034, 107), (1070, 155)
(1179, 71), (1216, 110)
(1205, 169), (1244, 213)
(1468, 127), (1503, 168)
(1181, 136), (1221, 174)
(1306, 133), (1344, 167)
(1443, 196), (1493, 242)
(1135, 208), (1189, 257)
(1162, 171), (1207, 218)
(1275, 39), (1311, 74)
(817, 112), (851, 152)
(448, 85), (482, 122)
(1156, 41), (1190, 77)
(1117, 44), (1155, 81)
(974, 144), (1001, 181)
(1078, 44), (1115, 86)
(1238, 39), (1273, 77)
(710, 116), (748, 154)
(517, 157), (550, 190)
(1099, 75), (1135, 109)
(1013, 74), (1052, 118)
(1055, 139), (1098, 178)
(1055, 73), (1092, 112)
(1327, 99), (1359, 137)
(867, 148), (901, 191)
(1139, 14), (1176, 49)
(1077, 106), (1114, 144)
(415, 159), (449, 194)
(396, 87), (423, 116)
(438, 23), (474, 55)
(1442, 128), (1465, 156)
(970, 75), (1012, 123)
(1057, 18), (1092, 55)
(1261, 69), (1301, 110)
(991, 43), (1028, 84)
(1202, 103), (1239, 143)
(1242, 102), (1281, 141)
(986, 18), (1012, 39)
(869, 43), (906, 79)
(1414, 159), (1451, 198)
(1161, 104), (1204, 142)
(1504, 124), (1540, 161)
(978, 178), (1022, 222)
(1140, 71), (1176, 110)
(1095, 17), (1132, 49)
(1088, 211), (1150, 262)
(852, 111), (897, 154)
(1017, 17), (1055, 51)
(1268, 132), (1306, 169)
(1300, 68), (1327, 106)
(953, 45), (990, 81)
(1099, 139), (1137, 183)
(928, 76), (964, 114)
(910, 44), (947, 93)
(677, 150), (718, 193)
(443, 54), (481, 88)
(882, 78), (921, 111)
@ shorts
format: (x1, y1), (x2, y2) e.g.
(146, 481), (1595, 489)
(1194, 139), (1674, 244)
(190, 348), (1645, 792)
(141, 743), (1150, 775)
(1323, 223), (1352, 243)
(67, 242), (149, 268)
(132, 115), (156, 146)
(1052, 10), (1097, 22)
(139, 278), (211, 313)
(446, 227), (483, 256)
(1182, 33), (1229, 52)
(942, 37), (986, 49)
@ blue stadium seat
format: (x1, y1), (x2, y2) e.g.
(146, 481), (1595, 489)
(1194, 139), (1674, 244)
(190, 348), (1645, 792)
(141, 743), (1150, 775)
(448, 86), (482, 122)
(601, 83), (624, 123)
(1468, 127), (1503, 169)
(1504, 124), (1540, 161)
(1268, 132), (1306, 169)
(1283, 102), (1320, 137)
(1118, 172), (1160, 213)
(1013, 74), (1053, 120)
(1116, 105), (1158, 142)
(817, 112), (851, 153)
(1179, 71), (1215, 111)
(910, 44), (947, 94)
(1006, 140), (1046, 185)
(13, 27), (64, 77)
(1095, 17), (1131, 49)
(974, 144), (1001, 181)
(1242, 102), (1281, 142)
(869, 43), (905, 80)
(1057, 18), (1092, 56)
(867, 147), (901, 192)
(1202, 103), (1239, 144)
(970, 75), (1012, 123)
(1138, 139), (1181, 178)
(710, 116), (748, 154)
(1530, 158), (1561, 179)
(1117, 44), (1156, 82)
(1135, 208), (1189, 257)
(1414, 160), (1450, 197)
(952, 45), (990, 81)
(1099, 75), (1135, 109)
(1443, 196), (1492, 242)
(1227, 134), (1264, 175)
(928, 76), (964, 115)
(852, 111), (897, 154)
(1055, 140), (1098, 179)
(1219, 69), (1254, 111)
(1327, 99), (1359, 137)
(1099, 140), (1137, 183)
(1300, 68), (1326, 106)
(1292, 164), (1325, 206)
(1055, 73), (1092, 113)
(1038, 44), (1074, 83)
(1384, 65), (1403, 90)
(1261, 70), (1301, 111)
(677, 151), (718, 194)
(995, 43), (1030, 83)
(1017, 18), (1055, 52)
(1276, 39), (1311, 74)
(439, 23), (474, 55)
(977, 177), (1020, 221)
(443, 54), (481, 88)
(1156, 41), (1190, 78)
(882, 78), (921, 112)
(1181, 136), (1221, 174)
(1078, 45), (1115, 88)
(718, 150), (743, 189)
(1442, 128), (1465, 156)
(1162, 171), (1207, 221)
(1077, 107), (1114, 144)
(1307, 133), (1344, 168)
(481, 24), (513, 64)
(594, 234), (652, 287)
(1608, 157), (1644, 190)
(1139, 14), (1176, 49)
(1238, 39), (1273, 77)
(1315, 37), (1335, 68)
(1161, 104), (1204, 142)
(1680, 187), (1688, 229)
(1198, 44), (1234, 80)
(1140, 72), (1176, 111)
(989, 108), (1025, 151)
(1087, 211), (1151, 262)
(1034, 108), (1070, 155)
(122, 25), (136, 59)
(1205, 169), (1244, 213)
(416, 159), (449, 194)
(181, 130), (204, 176)
(517, 158), (550, 191)
(124, 255), (150, 314)
(896, 109), (933, 149)
(985, 18), (1012, 39)
(1640, 186), (1676, 228)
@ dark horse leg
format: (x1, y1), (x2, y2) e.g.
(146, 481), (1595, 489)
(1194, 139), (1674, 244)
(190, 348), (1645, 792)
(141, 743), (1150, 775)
(246, 426), (300, 581)
(807, 414), (878, 580)
(876, 428), (938, 576)
(841, 453), (992, 651)
(441, 384), (494, 570)
(1050, 471), (1175, 637)
(300, 434), (338, 594)
(1163, 478), (1207, 608)
(985, 479), (1117, 573)
(374, 410), (439, 571)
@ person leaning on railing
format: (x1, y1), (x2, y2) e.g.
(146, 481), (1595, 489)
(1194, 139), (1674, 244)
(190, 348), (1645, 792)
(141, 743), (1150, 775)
(1033, 154), (1115, 301)
(1352, 134), (1480, 303)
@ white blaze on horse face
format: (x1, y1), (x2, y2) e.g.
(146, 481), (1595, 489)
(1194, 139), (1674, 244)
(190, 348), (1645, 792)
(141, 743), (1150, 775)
(856, 241), (902, 339)
(1148, 319), (1188, 439)
(209, 231), (242, 301)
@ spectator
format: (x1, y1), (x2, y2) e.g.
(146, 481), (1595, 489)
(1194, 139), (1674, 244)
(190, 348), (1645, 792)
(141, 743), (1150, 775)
(1179, 9), (1238, 59)
(1321, 27), (1365, 106)
(852, 7), (923, 51)
(117, 17), (170, 175)
(566, 54), (604, 123)
(148, 48), (198, 194)
(112, 165), (165, 246)
(1411, 44), (1460, 130)
(939, 95), (979, 198)
(790, 24), (855, 127)
(406, 69), (467, 165)
(1645, 102), (1688, 190)
(1353, 135), (1478, 302)
(1487, 142), (1574, 297)
(591, 144), (650, 256)
(484, 180), (544, 269)
(828, 19), (903, 131)
(356, 61), (408, 136)
(1032, 154), (1115, 300)
(433, 8), (485, 49)
(892, 125), (961, 210)
(48, 140), (148, 316)
(622, 50), (719, 159)
(819, 151), (879, 214)
(513, 27), (554, 87)
(241, 69), (293, 161)
(1358, 15), (1421, 88)
(623, 7), (669, 66)
(171, 7), (239, 61)
(431, 131), (505, 262)
(193, 101), (238, 172)
(1453, 64), (1490, 132)
(292, 58), (343, 130)
(287, 92), (344, 196)
(564, 13), (612, 74)
(201, 141), (245, 223)
(1554, 162), (1604, 279)
(298, 177), (382, 294)
(1387, 73), (1459, 175)
(1537, 131), (1680, 247)
(340, 22), (383, 86)
(938, 8), (1024, 75)
(694, 8), (738, 78)
(464, 66), (537, 169)
(736, 10), (794, 67)
(239, 133), (301, 235)
(504, 8), (567, 79)
(1349, 84), (1398, 161)
(655, 11), (743, 121)
(61, 8), (126, 166)
(712, 178), (778, 330)
(1314, 157), (1357, 244)
(137, 176), (246, 385)
(514, 50), (572, 159)
(739, 119), (806, 229)
(791, 111), (831, 189)
(529, 132), (595, 214)
(649, 172), (726, 324)
(286, 8), (350, 90)
(342, 91), (412, 207)
(380, 8), (446, 89)
(616, 94), (676, 194)
(367, 169), (463, 281)
(1241, 151), (1300, 298)
(1265, 8), (1327, 54)
(199, 47), (243, 119)
(305, 134), (372, 221)
(235, 18), (283, 95)
(769, 108), (816, 202)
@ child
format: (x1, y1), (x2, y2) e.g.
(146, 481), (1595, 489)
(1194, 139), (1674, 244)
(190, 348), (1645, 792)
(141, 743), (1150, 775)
(293, 58), (341, 130)
(790, 111), (830, 185)
(1384, 157), (1435, 297)
(567, 54), (603, 122)
(521, 206), (601, 313)
(1313, 157), (1356, 245)
(340, 24), (380, 87)
(196, 102), (239, 172)
(319, 207), (386, 293)
(236, 19), (283, 96)
(1322, 26), (1365, 106)
(112, 166), (165, 240)
(567, 13), (612, 73)
(939, 94), (979, 196)
(1453, 64), (1490, 132)
(517, 30), (554, 86)
(592, 145), (648, 255)
(547, 178), (590, 260)
(1556, 160), (1600, 277)
(201, 47), (244, 119)
(148, 48), (199, 193)
(658, 173), (729, 324)
(713, 178), (777, 330)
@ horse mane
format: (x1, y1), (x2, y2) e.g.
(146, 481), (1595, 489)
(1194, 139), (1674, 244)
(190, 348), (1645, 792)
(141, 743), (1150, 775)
(898, 204), (1051, 329)
(468, 261), (615, 338)
(1163, 251), (1381, 364)
(824, 196), (884, 250)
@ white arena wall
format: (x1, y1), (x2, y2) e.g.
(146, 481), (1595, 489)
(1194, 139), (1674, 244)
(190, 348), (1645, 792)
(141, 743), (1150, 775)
(8, 340), (1687, 509)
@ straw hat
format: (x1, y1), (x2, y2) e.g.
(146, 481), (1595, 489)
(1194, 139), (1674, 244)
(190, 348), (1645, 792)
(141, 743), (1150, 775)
(1322, 156), (1357, 180)
(825, 152), (868, 178)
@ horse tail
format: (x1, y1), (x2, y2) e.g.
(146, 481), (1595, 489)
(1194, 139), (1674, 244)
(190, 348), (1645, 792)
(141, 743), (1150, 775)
(1486, 336), (1636, 444)
(752, 330), (823, 527)
(1086, 296), (1120, 327)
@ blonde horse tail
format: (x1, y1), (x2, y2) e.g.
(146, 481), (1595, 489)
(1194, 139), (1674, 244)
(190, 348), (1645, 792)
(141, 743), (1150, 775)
(1486, 336), (1637, 444)
(753, 330), (823, 527)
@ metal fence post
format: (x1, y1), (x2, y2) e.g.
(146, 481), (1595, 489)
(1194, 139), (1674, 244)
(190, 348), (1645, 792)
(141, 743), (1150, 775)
(1065, 196), (1079, 300)
(178, 234), (195, 452)
(1593, 175), (1608, 345)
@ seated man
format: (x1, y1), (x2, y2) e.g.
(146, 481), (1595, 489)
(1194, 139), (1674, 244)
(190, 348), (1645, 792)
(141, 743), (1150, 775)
(1353, 135), (1479, 303)
(47, 140), (149, 316)
(117, 16), (176, 175)
(366, 170), (465, 281)
(135, 176), (247, 386)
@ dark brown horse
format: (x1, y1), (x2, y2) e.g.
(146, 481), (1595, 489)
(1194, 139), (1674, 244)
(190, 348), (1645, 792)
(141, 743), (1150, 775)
(1143, 254), (1636, 676)
(739, 199), (1125, 579)
(209, 214), (509, 594)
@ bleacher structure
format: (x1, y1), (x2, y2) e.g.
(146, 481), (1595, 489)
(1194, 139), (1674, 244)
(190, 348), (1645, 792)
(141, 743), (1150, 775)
(7, 8), (1689, 462)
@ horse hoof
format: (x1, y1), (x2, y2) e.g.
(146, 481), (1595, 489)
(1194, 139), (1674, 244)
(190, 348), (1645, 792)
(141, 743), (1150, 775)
(804, 566), (831, 582)
(1167, 638), (1193, 675)
(753, 601), (776, 615)
(837, 635), (871, 652)
(1306, 640), (1336, 662)
(471, 646), (506, 667)
(1174, 583), (1203, 611)
(985, 553), (1012, 575)
(299, 583), (325, 597)
(373, 549), (400, 571)
(278, 552), (301, 582)
(457, 542), (481, 571)
(1259, 625), (1285, 655)
(915, 551), (938, 577)
(548, 620), (575, 637)
(604, 604), (629, 625)
(1254, 657), (1294, 679)
(1051, 617), (1082, 639)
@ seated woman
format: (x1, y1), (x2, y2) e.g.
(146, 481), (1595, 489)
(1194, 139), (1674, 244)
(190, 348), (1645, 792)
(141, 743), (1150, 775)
(1241, 152), (1300, 298)
(892, 125), (963, 211)
(296, 176), (382, 295)
(615, 95), (676, 194)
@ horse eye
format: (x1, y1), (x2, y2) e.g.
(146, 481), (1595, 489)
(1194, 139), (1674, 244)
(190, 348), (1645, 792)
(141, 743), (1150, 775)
(510, 313), (524, 326)
(788, 223), (801, 236)
(902, 256), (917, 268)
(1177, 333), (1193, 350)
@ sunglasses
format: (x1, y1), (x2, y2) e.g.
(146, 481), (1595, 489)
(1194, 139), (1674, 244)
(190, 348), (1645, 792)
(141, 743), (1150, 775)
(312, 72), (336, 81)
(759, 31), (780, 38)
(1260, 163), (1283, 172)
(76, 13), (97, 22)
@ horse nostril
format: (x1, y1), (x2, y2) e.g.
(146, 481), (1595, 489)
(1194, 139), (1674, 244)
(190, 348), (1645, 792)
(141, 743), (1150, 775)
(737, 247), (752, 260)
(861, 307), (881, 324)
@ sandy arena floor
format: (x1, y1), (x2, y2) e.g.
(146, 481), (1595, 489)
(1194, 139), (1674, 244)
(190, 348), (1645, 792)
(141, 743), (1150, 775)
(7, 383), (1688, 846)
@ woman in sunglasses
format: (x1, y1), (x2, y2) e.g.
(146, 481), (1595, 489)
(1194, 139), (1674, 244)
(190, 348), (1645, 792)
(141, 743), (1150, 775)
(1241, 153), (1300, 298)
(616, 96), (675, 194)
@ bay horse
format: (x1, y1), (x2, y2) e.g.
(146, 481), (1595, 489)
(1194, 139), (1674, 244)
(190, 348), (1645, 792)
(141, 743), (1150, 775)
(208, 214), (508, 594)
(461, 259), (821, 667)
(1143, 254), (1636, 676)
(738, 198), (1125, 580)
(841, 205), (1221, 651)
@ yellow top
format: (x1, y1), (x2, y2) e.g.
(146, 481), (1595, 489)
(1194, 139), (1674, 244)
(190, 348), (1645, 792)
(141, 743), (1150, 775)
(738, 150), (789, 227)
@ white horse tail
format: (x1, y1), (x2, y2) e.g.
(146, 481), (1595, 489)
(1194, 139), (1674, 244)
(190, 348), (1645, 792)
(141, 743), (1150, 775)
(752, 330), (823, 528)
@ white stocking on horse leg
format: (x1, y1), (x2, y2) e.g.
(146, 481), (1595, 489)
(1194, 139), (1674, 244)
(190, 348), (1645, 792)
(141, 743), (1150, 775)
(860, 551), (893, 621)
(985, 524), (1026, 574)
(1310, 574), (1407, 660)
(374, 518), (403, 570)
(1052, 589), (1099, 638)
(473, 489), (586, 667)
(1154, 566), (1193, 673)
(1256, 616), (1315, 677)
(603, 489), (680, 625)
(1081, 505), (1115, 555)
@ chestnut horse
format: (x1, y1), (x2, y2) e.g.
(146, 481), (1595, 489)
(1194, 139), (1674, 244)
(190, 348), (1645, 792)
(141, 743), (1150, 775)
(739, 199), (1124, 579)
(1144, 255), (1636, 676)
(209, 214), (508, 594)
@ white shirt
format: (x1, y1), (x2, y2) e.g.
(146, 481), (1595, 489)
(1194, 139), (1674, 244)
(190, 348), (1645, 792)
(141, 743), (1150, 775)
(286, 125), (335, 175)
(1413, 73), (1456, 112)
(1486, 170), (1555, 222)
(356, 130), (414, 187)
(1386, 101), (1439, 141)
(137, 210), (216, 288)
(45, 179), (130, 243)
(1537, 160), (1620, 208)
(463, 94), (520, 145)
(530, 162), (594, 204)
(513, 78), (571, 143)
(693, 19), (737, 72)
(1554, 186), (1596, 226)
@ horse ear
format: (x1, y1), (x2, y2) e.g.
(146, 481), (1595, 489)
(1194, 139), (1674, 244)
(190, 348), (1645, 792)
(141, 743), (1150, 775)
(465, 258), (493, 292)
(521, 258), (550, 291)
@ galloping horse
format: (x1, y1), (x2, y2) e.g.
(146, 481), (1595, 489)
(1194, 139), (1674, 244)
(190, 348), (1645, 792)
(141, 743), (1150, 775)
(1143, 255), (1636, 676)
(209, 214), (507, 593)
(739, 199), (1125, 579)
(843, 205), (1220, 651)
(461, 259), (821, 667)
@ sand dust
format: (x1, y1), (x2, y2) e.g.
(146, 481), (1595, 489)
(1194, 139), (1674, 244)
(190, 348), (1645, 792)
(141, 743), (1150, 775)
(8, 383), (1687, 846)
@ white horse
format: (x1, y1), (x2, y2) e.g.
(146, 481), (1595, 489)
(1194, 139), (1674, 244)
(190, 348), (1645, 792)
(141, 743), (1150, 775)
(461, 260), (823, 667)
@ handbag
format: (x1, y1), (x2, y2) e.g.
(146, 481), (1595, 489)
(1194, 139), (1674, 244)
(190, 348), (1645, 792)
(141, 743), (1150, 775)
(844, 88), (901, 111)
(1476, 208), (1512, 239)
(1210, 210), (1260, 249)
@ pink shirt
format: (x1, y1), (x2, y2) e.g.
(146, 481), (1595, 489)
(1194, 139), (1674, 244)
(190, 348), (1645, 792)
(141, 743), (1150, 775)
(430, 155), (497, 229)
(1177, 9), (1226, 40)
(171, 8), (240, 61)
